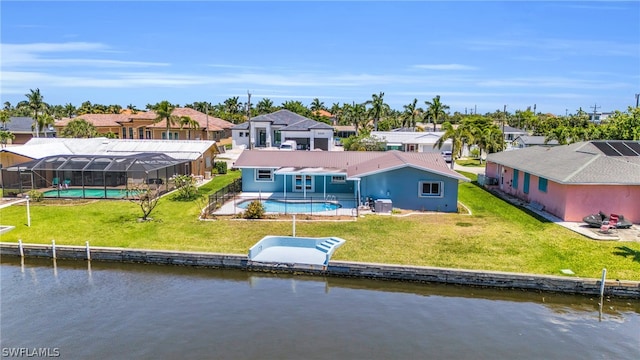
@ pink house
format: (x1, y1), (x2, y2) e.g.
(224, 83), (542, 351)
(484, 141), (640, 223)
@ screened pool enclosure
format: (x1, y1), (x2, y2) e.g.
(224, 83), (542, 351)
(2, 153), (190, 199)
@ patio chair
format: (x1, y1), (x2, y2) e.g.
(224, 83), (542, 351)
(599, 214), (619, 234)
(52, 178), (60, 187)
(63, 179), (71, 189)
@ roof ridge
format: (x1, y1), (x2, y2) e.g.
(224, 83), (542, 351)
(562, 153), (600, 182)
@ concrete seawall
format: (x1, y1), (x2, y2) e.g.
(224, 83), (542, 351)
(2, 242), (638, 298)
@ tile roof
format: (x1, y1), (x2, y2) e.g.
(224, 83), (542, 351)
(232, 109), (333, 131)
(487, 141), (640, 185)
(234, 150), (468, 181)
(56, 108), (233, 131)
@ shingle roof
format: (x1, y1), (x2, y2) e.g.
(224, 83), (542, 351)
(4, 117), (56, 134)
(514, 135), (558, 145)
(234, 150), (468, 181)
(232, 110), (333, 131)
(487, 141), (640, 184)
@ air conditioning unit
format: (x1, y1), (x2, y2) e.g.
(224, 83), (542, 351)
(487, 177), (499, 185)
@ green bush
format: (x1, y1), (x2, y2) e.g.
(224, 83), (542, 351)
(214, 161), (227, 175)
(27, 190), (43, 202)
(243, 200), (265, 219)
(173, 174), (198, 201)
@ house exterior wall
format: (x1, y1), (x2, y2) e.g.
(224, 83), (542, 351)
(240, 169), (354, 196)
(564, 185), (640, 223)
(485, 161), (640, 223)
(360, 167), (460, 212)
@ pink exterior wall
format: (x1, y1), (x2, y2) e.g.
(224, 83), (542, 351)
(484, 163), (640, 223)
(564, 185), (640, 223)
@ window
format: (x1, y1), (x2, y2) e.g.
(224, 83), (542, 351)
(239, 132), (244, 137)
(331, 175), (346, 183)
(538, 177), (548, 192)
(256, 169), (273, 182)
(146, 130), (151, 139)
(523, 173), (530, 194)
(294, 175), (313, 192)
(129, 127), (134, 139)
(122, 128), (127, 139)
(512, 169), (519, 189)
(138, 127), (144, 139)
(174, 132), (178, 140)
(418, 181), (443, 197)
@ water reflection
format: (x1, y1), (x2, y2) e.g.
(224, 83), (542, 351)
(1, 257), (638, 360)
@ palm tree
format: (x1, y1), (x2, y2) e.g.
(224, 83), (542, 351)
(424, 95), (450, 132)
(64, 103), (76, 118)
(402, 98), (423, 130)
(0, 109), (10, 129)
(224, 97), (242, 114)
(310, 98), (325, 112)
(434, 122), (466, 170)
(25, 88), (47, 137)
(0, 130), (15, 148)
(473, 124), (504, 163)
(60, 118), (99, 138)
(365, 92), (388, 131)
(152, 100), (191, 140)
(345, 102), (367, 136)
(180, 116), (200, 140)
(256, 98), (275, 114)
(35, 113), (55, 138)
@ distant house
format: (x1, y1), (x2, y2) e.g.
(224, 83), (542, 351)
(2, 117), (56, 145)
(54, 108), (233, 142)
(512, 135), (560, 149)
(232, 110), (335, 150)
(370, 131), (453, 153)
(485, 140), (640, 223)
(233, 150), (468, 212)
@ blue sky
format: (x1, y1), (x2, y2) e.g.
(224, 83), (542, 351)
(2, 1), (639, 115)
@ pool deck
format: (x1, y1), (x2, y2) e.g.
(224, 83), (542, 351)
(213, 192), (359, 217)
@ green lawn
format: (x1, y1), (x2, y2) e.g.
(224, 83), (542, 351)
(1, 170), (639, 281)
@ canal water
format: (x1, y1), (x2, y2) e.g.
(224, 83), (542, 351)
(1, 257), (638, 359)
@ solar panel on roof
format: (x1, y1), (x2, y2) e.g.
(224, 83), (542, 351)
(609, 141), (638, 156)
(623, 141), (640, 155)
(592, 141), (621, 156)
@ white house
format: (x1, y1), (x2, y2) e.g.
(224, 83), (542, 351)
(232, 110), (335, 151)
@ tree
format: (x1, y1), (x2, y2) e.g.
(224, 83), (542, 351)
(424, 95), (449, 132)
(130, 185), (160, 221)
(310, 98), (325, 112)
(36, 113), (55, 137)
(256, 98), (275, 114)
(151, 100), (191, 140)
(25, 88), (47, 137)
(342, 134), (386, 151)
(434, 122), (467, 169)
(63, 103), (76, 118)
(60, 118), (99, 138)
(0, 109), (10, 129)
(281, 100), (311, 116)
(180, 116), (200, 140)
(0, 130), (15, 148)
(223, 96), (242, 114)
(365, 92), (388, 131)
(402, 98), (423, 130)
(344, 102), (368, 136)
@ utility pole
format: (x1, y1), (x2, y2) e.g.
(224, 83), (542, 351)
(503, 105), (507, 146)
(590, 103), (600, 122)
(533, 104), (536, 115)
(205, 103), (209, 140)
(247, 91), (252, 149)
(635, 93), (640, 108)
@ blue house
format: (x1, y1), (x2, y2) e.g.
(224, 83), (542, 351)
(233, 150), (468, 212)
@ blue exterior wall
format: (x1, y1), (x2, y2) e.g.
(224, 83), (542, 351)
(241, 169), (354, 195)
(360, 167), (460, 212)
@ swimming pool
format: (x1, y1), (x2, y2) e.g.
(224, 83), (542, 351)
(43, 188), (139, 199)
(237, 199), (342, 213)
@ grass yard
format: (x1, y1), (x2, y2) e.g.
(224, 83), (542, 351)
(1, 170), (639, 281)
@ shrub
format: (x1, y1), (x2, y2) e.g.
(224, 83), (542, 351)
(27, 190), (43, 202)
(214, 161), (227, 175)
(243, 200), (265, 219)
(173, 174), (198, 201)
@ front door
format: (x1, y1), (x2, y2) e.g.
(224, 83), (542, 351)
(258, 129), (266, 147)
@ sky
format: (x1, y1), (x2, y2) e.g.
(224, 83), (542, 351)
(1, 1), (639, 116)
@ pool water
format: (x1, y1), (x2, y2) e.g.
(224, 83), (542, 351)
(238, 199), (341, 213)
(43, 188), (139, 199)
